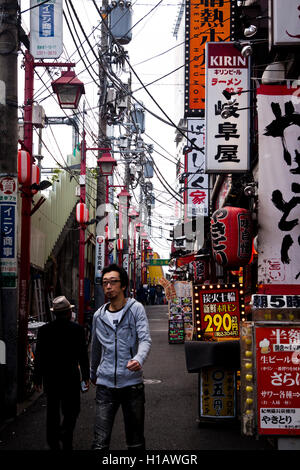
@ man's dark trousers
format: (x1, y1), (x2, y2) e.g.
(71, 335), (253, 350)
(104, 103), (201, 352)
(93, 383), (145, 450)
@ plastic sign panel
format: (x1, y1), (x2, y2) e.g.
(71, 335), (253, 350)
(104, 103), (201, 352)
(255, 325), (300, 435)
(184, 0), (234, 116)
(30, 0), (63, 59)
(194, 284), (243, 341)
(205, 42), (250, 173)
(257, 85), (300, 286)
(0, 177), (17, 288)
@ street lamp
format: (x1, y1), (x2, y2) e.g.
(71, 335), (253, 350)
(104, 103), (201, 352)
(97, 149), (117, 176)
(51, 69), (85, 109)
(18, 50), (85, 401)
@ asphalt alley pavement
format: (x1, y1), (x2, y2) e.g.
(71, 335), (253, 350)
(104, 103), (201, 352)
(0, 305), (275, 452)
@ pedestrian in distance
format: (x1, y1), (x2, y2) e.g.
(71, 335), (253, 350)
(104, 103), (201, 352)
(90, 263), (152, 451)
(33, 296), (90, 451)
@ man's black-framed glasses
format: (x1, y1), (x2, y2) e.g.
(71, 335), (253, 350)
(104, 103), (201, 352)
(102, 279), (121, 287)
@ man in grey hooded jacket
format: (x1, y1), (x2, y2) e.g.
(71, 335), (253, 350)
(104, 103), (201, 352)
(90, 264), (152, 451)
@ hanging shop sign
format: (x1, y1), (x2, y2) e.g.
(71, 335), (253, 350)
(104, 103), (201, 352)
(0, 176), (17, 288)
(184, 0), (234, 116)
(255, 325), (300, 435)
(205, 42), (250, 173)
(270, 0), (300, 46)
(30, 0), (63, 59)
(185, 119), (209, 217)
(95, 235), (105, 283)
(199, 367), (236, 419)
(190, 259), (208, 283)
(257, 85), (300, 288)
(210, 206), (253, 268)
(194, 284), (244, 341)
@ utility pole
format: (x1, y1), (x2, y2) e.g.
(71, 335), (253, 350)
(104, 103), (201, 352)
(0, 0), (19, 420)
(95, 0), (110, 310)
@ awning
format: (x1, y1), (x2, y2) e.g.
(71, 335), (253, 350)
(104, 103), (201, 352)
(177, 254), (196, 267)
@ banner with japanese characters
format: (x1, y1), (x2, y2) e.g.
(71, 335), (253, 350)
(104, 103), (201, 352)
(257, 85), (300, 286)
(30, 0), (63, 59)
(184, 0), (234, 116)
(205, 42), (250, 173)
(185, 118), (209, 217)
(0, 177), (17, 288)
(255, 325), (300, 435)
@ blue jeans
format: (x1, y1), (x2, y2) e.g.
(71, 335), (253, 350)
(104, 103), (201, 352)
(93, 383), (145, 450)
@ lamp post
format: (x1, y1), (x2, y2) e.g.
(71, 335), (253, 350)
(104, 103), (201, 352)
(133, 222), (143, 297)
(117, 188), (131, 266)
(128, 207), (139, 290)
(97, 149), (117, 266)
(18, 50), (85, 400)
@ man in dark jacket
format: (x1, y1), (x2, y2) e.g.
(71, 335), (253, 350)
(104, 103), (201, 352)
(34, 296), (90, 450)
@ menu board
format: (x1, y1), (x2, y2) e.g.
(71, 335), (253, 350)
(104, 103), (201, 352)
(194, 284), (242, 341)
(168, 282), (194, 343)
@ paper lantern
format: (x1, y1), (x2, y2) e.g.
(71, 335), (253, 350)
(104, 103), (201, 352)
(31, 164), (40, 194)
(117, 239), (124, 251)
(18, 150), (31, 185)
(76, 202), (89, 224)
(210, 206), (253, 268)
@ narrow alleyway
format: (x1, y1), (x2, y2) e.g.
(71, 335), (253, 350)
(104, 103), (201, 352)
(0, 305), (274, 452)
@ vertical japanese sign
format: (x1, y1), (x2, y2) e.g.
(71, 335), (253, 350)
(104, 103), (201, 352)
(30, 0), (63, 59)
(270, 0), (300, 46)
(185, 118), (209, 217)
(255, 325), (300, 435)
(205, 42), (250, 173)
(200, 368), (236, 418)
(257, 85), (300, 286)
(185, 0), (233, 116)
(95, 235), (105, 284)
(0, 177), (17, 288)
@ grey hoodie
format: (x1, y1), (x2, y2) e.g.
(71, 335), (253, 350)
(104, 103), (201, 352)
(90, 298), (152, 388)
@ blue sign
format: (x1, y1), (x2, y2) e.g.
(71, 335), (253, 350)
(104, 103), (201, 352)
(0, 205), (16, 259)
(39, 4), (54, 38)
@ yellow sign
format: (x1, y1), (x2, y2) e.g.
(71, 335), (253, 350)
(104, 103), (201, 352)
(200, 367), (236, 418)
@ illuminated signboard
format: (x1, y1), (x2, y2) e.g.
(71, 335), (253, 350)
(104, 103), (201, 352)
(194, 284), (244, 340)
(255, 325), (300, 435)
(185, 0), (234, 116)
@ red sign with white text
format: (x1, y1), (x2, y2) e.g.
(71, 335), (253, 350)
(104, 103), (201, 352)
(255, 326), (300, 435)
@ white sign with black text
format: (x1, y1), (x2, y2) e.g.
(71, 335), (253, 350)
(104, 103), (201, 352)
(205, 42), (250, 173)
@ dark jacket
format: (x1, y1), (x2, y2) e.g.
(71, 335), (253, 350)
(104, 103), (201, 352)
(33, 317), (90, 390)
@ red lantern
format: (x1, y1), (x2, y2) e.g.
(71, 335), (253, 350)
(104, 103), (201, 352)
(117, 239), (124, 251)
(210, 206), (253, 268)
(76, 202), (89, 224)
(31, 164), (40, 194)
(18, 150), (31, 185)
